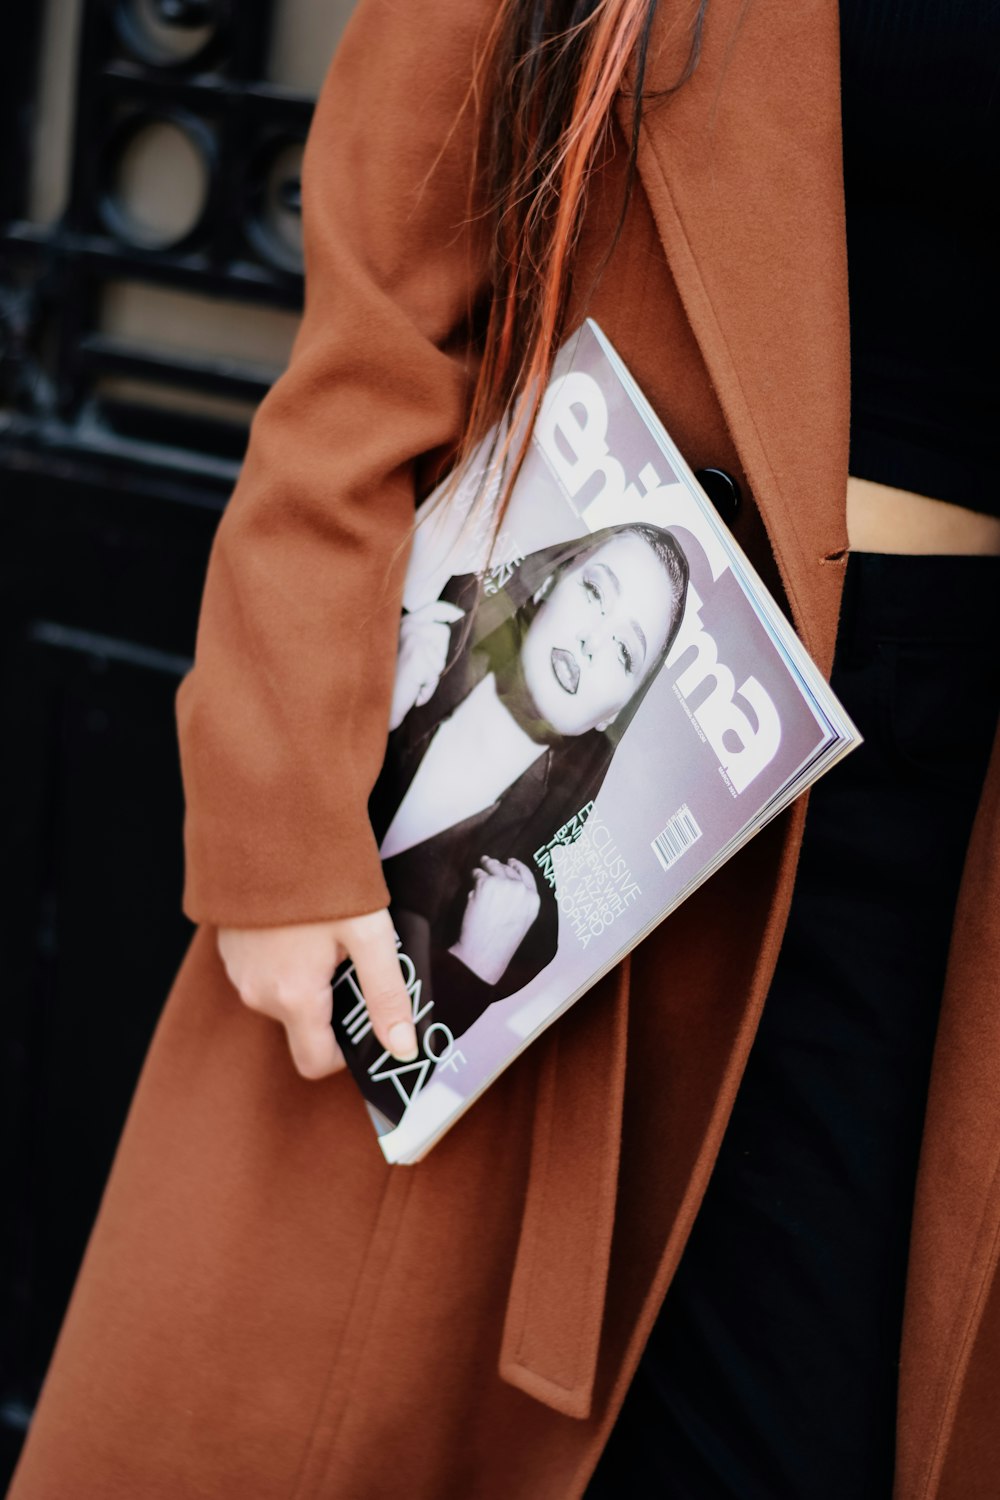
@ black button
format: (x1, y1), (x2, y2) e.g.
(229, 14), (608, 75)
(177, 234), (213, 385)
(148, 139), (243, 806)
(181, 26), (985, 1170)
(695, 467), (741, 526)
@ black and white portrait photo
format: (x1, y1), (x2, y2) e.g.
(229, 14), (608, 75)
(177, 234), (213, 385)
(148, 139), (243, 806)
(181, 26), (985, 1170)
(367, 520), (691, 1056)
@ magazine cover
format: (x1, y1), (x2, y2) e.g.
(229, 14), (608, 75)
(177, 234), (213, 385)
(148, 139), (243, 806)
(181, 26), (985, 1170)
(332, 320), (859, 1163)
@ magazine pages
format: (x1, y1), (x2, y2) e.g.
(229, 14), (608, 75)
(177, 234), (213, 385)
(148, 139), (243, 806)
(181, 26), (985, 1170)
(331, 320), (860, 1163)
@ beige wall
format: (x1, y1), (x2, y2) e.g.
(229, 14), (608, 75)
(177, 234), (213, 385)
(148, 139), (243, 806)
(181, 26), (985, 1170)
(29, 0), (359, 398)
(269, 0), (358, 92)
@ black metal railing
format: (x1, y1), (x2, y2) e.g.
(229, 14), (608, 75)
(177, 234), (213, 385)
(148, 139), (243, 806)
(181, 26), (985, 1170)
(0, 0), (312, 499)
(0, 2), (343, 1479)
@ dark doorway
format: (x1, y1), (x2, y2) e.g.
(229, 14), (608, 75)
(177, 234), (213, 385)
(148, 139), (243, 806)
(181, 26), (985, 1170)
(0, 0), (354, 1481)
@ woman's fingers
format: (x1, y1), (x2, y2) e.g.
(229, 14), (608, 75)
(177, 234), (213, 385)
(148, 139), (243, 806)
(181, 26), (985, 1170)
(282, 989), (347, 1080)
(506, 857), (537, 892)
(218, 925), (346, 1082)
(217, 913), (417, 1080)
(480, 855), (528, 884)
(415, 624), (457, 695)
(414, 673), (441, 709)
(449, 855), (542, 985)
(388, 668), (417, 731)
(341, 910), (418, 1061)
(427, 600), (465, 626)
(391, 603), (461, 729)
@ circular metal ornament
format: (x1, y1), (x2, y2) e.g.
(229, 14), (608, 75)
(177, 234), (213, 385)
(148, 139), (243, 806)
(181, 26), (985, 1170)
(98, 109), (217, 253)
(114, 0), (227, 71)
(243, 134), (305, 275)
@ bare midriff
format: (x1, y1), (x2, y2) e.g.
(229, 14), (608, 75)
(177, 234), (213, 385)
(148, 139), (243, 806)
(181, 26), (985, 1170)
(846, 476), (1000, 556)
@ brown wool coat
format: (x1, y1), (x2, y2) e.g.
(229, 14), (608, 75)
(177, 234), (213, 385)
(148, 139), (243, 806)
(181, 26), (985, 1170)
(10, 1), (1000, 1496)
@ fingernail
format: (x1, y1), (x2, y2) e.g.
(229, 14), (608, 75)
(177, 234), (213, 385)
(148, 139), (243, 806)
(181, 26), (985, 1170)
(388, 1022), (418, 1061)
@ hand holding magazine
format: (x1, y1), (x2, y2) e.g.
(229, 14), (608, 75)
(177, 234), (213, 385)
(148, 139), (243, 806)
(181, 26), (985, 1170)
(332, 321), (860, 1163)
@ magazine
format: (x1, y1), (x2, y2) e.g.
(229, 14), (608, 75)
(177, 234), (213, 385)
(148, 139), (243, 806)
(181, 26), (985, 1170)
(331, 319), (860, 1163)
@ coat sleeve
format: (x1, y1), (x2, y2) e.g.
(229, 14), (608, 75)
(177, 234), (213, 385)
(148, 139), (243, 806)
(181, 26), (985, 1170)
(176, 0), (492, 928)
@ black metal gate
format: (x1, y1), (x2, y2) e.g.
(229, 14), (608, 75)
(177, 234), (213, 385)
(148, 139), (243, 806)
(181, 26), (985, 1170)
(0, 1), (347, 1476)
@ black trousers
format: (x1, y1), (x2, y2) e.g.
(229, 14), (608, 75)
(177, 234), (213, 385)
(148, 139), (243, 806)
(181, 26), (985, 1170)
(586, 552), (1000, 1499)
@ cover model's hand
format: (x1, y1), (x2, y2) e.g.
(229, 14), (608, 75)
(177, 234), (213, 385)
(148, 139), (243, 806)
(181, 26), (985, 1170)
(449, 856), (542, 986)
(217, 910), (417, 1080)
(388, 600), (465, 731)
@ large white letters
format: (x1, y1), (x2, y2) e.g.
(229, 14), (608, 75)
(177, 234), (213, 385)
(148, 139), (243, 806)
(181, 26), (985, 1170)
(535, 369), (782, 794)
(668, 586), (781, 793)
(536, 371), (731, 579)
(535, 372), (628, 510)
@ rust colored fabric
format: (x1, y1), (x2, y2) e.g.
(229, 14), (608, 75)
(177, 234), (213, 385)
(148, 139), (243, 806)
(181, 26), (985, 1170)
(9, 1), (999, 1497)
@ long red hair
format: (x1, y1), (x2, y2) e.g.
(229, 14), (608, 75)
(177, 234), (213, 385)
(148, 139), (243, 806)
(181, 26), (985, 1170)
(452, 0), (705, 524)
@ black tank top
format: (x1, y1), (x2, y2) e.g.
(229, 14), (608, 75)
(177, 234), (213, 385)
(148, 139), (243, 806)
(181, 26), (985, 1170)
(839, 0), (999, 514)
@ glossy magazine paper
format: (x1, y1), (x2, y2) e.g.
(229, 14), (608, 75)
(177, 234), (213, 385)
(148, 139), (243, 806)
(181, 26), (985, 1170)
(331, 320), (859, 1163)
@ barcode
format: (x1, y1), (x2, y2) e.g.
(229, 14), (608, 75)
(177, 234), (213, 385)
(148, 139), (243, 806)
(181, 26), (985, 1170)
(652, 804), (703, 871)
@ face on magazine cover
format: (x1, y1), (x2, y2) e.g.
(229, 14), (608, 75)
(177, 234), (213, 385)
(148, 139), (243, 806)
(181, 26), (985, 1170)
(521, 529), (680, 737)
(370, 520), (690, 1052)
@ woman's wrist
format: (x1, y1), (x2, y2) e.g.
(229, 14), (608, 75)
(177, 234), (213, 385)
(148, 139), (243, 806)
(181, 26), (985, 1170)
(448, 937), (503, 986)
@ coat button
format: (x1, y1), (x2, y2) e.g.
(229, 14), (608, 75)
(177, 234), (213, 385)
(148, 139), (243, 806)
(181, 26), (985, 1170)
(695, 467), (741, 526)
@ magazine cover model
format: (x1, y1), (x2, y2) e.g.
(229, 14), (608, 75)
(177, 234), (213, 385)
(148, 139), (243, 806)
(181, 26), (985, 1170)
(332, 320), (860, 1163)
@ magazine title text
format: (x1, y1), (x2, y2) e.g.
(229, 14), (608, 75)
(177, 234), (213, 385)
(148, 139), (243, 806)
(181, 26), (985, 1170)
(536, 373), (781, 794)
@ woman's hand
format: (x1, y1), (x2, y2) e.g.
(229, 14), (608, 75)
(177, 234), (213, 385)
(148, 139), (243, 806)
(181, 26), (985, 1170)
(389, 600), (465, 730)
(449, 857), (542, 986)
(217, 910), (417, 1081)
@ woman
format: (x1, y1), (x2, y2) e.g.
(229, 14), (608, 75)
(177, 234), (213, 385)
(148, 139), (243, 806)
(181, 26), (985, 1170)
(9, 2), (1000, 1498)
(367, 524), (688, 1047)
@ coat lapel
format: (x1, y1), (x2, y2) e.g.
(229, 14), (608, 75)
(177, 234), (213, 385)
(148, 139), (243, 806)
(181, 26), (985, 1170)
(624, 0), (850, 673)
